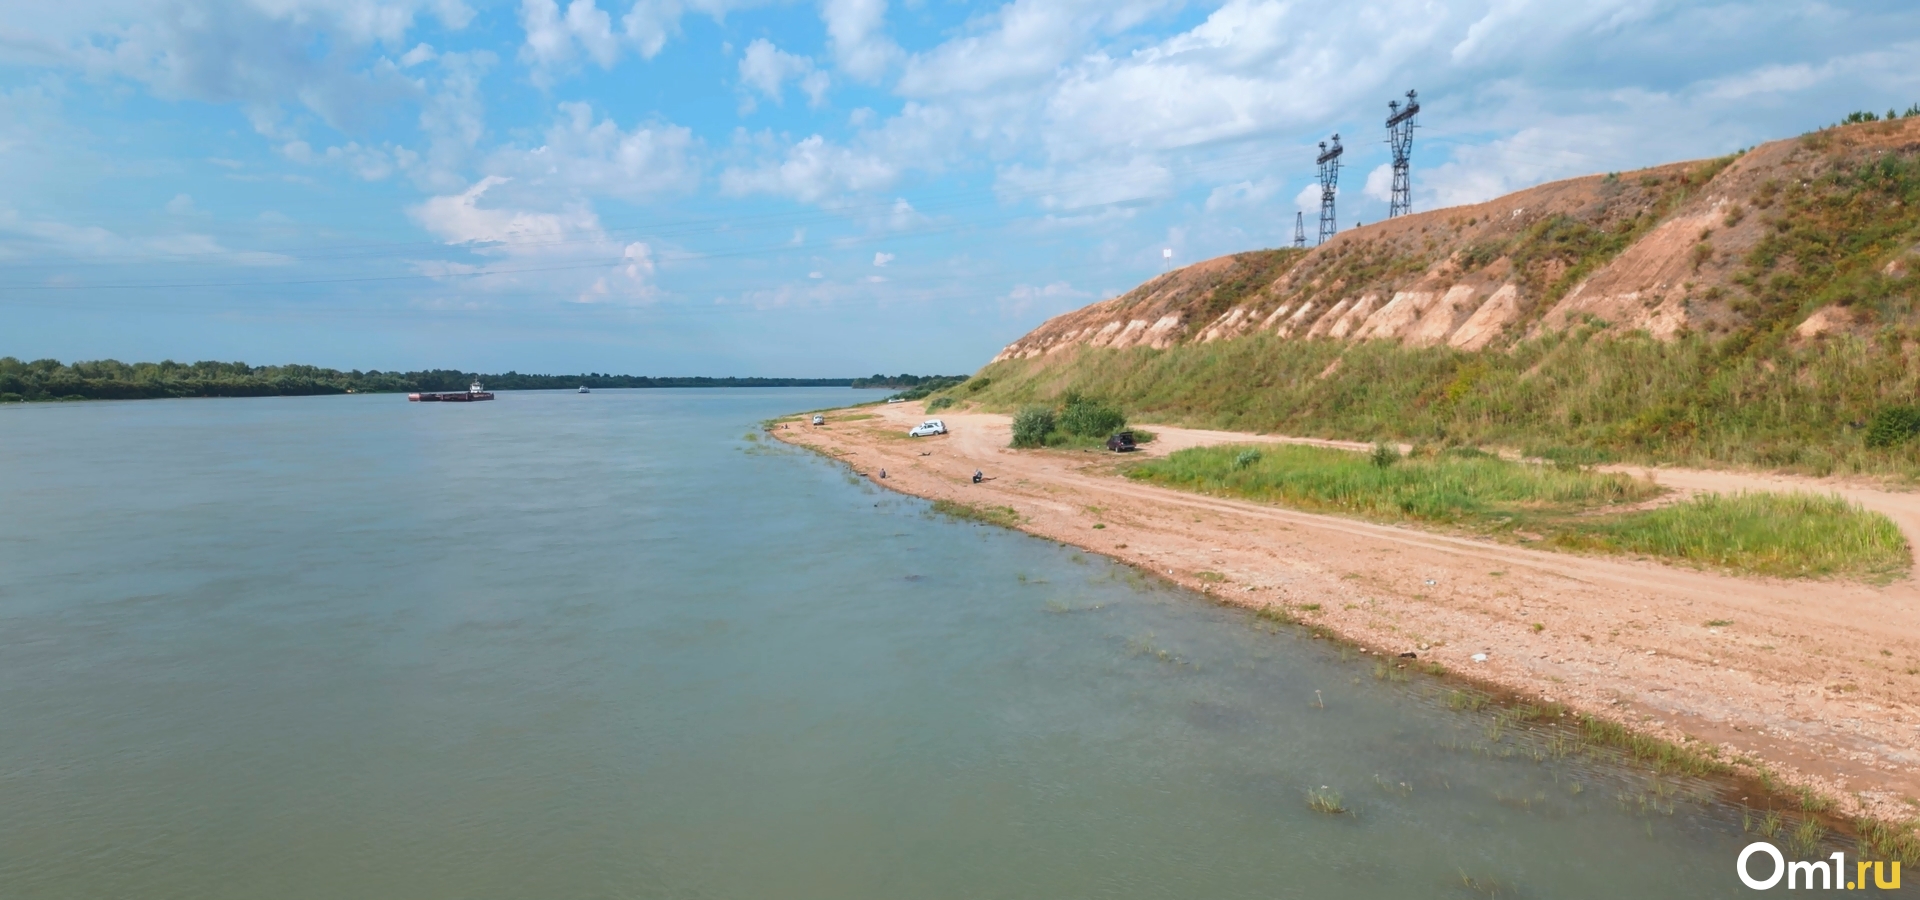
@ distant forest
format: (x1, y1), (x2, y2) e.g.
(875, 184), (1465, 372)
(0, 358), (934, 402)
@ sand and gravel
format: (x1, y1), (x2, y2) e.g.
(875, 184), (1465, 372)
(773, 401), (1920, 822)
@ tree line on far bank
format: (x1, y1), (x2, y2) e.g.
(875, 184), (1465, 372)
(0, 358), (935, 402)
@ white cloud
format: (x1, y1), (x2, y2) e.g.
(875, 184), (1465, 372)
(408, 175), (660, 303)
(1204, 177), (1283, 212)
(57, 0), (468, 135)
(515, 0), (777, 79)
(487, 102), (698, 202)
(283, 139), (414, 180)
(719, 134), (897, 202)
(165, 193), (199, 215)
(1363, 163), (1393, 202)
(400, 42), (437, 66)
(822, 0), (902, 83)
(1293, 183), (1322, 214)
(738, 39), (828, 108)
(519, 0), (622, 78)
(872, 251), (893, 267)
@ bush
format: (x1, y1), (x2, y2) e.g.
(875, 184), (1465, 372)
(1234, 448), (1262, 469)
(926, 396), (955, 412)
(1059, 395), (1126, 437)
(1865, 406), (1920, 448)
(1370, 442), (1401, 468)
(1011, 406), (1056, 448)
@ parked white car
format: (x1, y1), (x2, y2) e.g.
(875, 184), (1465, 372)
(908, 419), (947, 437)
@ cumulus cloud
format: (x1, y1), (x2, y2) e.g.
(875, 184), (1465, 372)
(516, 0), (777, 80)
(487, 102), (698, 202)
(1204, 177), (1283, 212)
(872, 251), (892, 267)
(519, 0), (623, 74)
(43, 0), (477, 137)
(719, 134), (897, 202)
(738, 39), (829, 109)
(1363, 163), (1394, 202)
(408, 175), (660, 303)
(822, 0), (902, 83)
(1293, 183), (1323, 215)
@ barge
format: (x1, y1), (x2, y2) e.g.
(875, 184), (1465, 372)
(409, 380), (494, 402)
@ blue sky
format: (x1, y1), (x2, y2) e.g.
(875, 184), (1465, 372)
(3, 0), (1919, 375)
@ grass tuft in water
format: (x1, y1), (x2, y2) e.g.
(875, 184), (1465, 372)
(1306, 786), (1348, 815)
(930, 499), (1023, 528)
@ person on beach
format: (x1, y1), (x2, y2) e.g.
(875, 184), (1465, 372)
(879, 468), (887, 479)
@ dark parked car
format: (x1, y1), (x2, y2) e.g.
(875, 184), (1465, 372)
(1106, 431), (1137, 452)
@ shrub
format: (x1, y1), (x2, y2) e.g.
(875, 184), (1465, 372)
(1370, 442), (1400, 468)
(1234, 448), (1262, 469)
(926, 396), (955, 412)
(1059, 395), (1126, 437)
(1866, 406), (1920, 448)
(1011, 406), (1056, 448)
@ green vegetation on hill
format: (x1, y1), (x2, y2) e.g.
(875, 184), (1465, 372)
(0, 358), (859, 402)
(1127, 444), (1909, 580)
(970, 326), (1920, 476)
(965, 121), (1920, 477)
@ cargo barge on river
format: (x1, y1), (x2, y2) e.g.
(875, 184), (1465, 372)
(409, 380), (494, 402)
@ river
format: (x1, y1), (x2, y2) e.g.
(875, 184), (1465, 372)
(0, 389), (1772, 897)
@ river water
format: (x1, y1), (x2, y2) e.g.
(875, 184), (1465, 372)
(0, 389), (1776, 897)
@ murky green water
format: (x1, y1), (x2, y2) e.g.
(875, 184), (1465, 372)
(0, 390), (1774, 897)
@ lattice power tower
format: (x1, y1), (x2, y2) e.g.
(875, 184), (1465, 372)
(1386, 89), (1420, 218)
(1292, 211), (1306, 248)
(1315, 134), (1343, 245)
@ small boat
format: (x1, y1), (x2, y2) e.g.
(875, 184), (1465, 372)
(578, 385), (591, 394)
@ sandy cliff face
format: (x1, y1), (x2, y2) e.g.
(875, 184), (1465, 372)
(994, 117), (1920, 362)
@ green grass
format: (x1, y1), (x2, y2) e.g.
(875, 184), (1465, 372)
(1127, 443), (1656, 524)
(1553, 491), (1910, 580)
(1125, 444), (1908, 579)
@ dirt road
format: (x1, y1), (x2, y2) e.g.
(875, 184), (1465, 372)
(774, 403), (1920, 820)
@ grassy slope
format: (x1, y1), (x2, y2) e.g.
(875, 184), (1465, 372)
(968, 329), (1920, 476)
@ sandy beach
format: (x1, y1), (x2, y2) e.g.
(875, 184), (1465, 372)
(774, 400), (1920, 822)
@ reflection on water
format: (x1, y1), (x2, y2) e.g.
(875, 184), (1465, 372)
(0, 390), (1764, 897)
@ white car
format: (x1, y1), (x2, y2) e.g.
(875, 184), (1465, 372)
(908, 419), (947, 437)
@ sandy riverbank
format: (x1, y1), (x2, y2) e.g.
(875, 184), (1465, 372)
(772, 400), (1920, 823)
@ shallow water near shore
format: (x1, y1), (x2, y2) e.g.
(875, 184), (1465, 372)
(0, 389), (1778, 897)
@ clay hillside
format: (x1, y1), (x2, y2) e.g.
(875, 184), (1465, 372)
(995, 116), (1920, 362)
